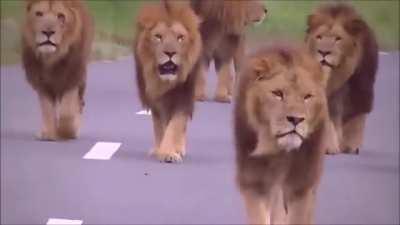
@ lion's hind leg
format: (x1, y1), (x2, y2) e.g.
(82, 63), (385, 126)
(149, 111), (165, 155)
(194, 60), (208, 102)
(341, 113), (367, 154)
(37, 93), (58, 141)
(57, 88), (81, 139)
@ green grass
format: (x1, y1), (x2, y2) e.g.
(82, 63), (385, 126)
(250, 0), (399, 50)
(1, 0), (399, 65)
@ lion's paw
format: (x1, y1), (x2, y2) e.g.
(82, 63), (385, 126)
(326, 146), (341, 155)
(154, 151), (183, 163)
(326, 136), (341, 155)
(176, 147), (186, 157)
(195, 94), (207, 102)
(342, 146), (360, 155)
(36, 131), (58, 141)
(214, 94), (232, 103)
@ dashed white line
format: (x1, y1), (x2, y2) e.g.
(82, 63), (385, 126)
(47, 218), (83, 225)
(136, 109), (152, 115)
(83, 142), (121, 160)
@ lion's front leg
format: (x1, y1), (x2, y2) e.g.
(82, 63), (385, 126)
(241, 190), (271, 225)
(326, 95), (344, 155)
(37, 93), (58, 141)
(154, 112), (188, 163)
(214, 59), (233, 103)
(325, 118), (341, 155)
(341, 113), (367, 154)
(58, 87), (81, 139)
(286, 189), (316, 224)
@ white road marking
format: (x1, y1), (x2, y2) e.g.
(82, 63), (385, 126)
(46, 218), (83, 225)
(379, 51), (389, 55)
(136, 109), (152, 115)
(83, 142), (121, 160)
(101, 60), (115, 63)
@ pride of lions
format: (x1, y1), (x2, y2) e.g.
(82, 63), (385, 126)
(20, 0), (378, 224)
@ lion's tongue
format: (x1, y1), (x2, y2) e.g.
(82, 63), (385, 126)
(159, 61), (178, 75)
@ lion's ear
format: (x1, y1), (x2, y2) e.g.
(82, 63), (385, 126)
(163, 0), (191, 12)
(137, 5), (160, 30)
(345, 19), (365, 36)
(251, 57), (273, 81)
(25, 0), (34, 12)
(137, 16), (154, 30)
(306, 14), (324, 33)
(306, 15), (316, 33)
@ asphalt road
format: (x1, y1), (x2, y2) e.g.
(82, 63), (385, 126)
(1, 52), (399, 225)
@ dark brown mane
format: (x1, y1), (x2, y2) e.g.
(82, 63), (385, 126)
(318, 2), (357, 18)
(308, 3), (379, 119)
(22, 0), (93, 101)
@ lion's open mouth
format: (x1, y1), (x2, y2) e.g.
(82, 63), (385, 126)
(276, 130), (304, 141)
(158, 61), (179, 76)
(320, 60), (334, 68)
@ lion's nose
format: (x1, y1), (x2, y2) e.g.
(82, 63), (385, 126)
(164, 51), (176, 58)
(42, 30), (55, 38)
(318, 50), (331, 57)
(287, 116), (305, 126)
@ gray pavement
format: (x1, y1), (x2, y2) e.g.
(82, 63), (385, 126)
(1, 52), (399, 224)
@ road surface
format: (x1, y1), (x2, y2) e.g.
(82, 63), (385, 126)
(1, 52), (399, 224)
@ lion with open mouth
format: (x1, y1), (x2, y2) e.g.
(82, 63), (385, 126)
(133, 1), (202, 163)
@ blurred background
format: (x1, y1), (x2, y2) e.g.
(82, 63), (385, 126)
(1, 0), (399, 66)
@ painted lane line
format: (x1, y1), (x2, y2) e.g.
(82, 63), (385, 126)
(83, 142), (121, 160)
(47, 218), (83, 225)
(136, 109), (152, 115)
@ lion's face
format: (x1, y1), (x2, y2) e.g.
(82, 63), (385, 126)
(246, 0), (268, 26)
(306, 23), (359, 74)
(245, 50), (327, 152)
(305, 5), (365, 76)
(23, 0), (81, 57)
(135, 3), (202, 85)
(149, 22), (190, 81)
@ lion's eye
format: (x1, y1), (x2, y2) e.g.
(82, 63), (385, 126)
(57, 13), (66, 22)
(316, 35), (322, 40)
(304, 94), (313, 101)
(177, 34), (184, 42)
(272, 90), (284, 100)
(155, 34), (163, 42)
(35, 11), (43, 17)
(335, 36), (342, 42)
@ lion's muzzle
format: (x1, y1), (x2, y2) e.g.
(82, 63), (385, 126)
(158, 61), (179, 81)
(36, 29), (58, 54)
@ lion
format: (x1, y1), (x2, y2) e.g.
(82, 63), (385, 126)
(191, 0), (267, 102)
(234, 46), (331, 224)
(305, 3), (378, 154)
(133, 1), (202, 163)
(21, 0), (94, 141)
